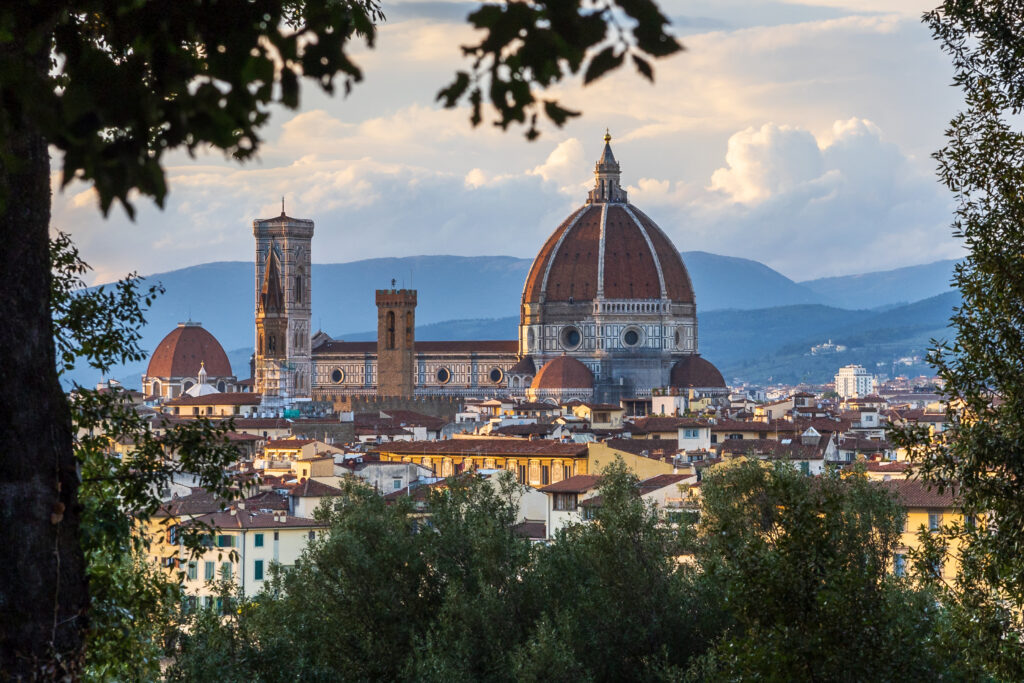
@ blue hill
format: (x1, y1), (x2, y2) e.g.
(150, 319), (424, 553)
(61, 254), (961, 389)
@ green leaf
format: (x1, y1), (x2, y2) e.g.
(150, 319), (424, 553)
(632, 54), (653, 82)
(584, 46), (623, 85)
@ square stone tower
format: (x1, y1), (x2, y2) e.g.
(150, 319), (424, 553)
(253, 206), (314, 397)
(376, 286), (416, 397)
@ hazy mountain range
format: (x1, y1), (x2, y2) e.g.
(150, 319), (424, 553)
(70, 253), (960, 389)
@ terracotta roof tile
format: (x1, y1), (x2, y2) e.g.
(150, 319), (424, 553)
(671, 355), (726, 389)
(878, 479), (959, 508)
(146, 323), (233, 379)
(539, 474), (601, 493)
(373, 439), (588, 457)
(531, 356), (593, 390)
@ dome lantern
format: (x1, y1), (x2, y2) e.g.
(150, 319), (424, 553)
(587, 130), (627, 204)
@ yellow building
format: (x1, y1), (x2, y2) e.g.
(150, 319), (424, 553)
(374, 438), (589, 487)
(880, 478), (964, 580)
(587, 441), (675, 478)
(261, 438), (342, 462)
(139, 489), (233, 579)
(139, 488), (333, 608)
(163, 392), (262, 418)
(569, 402), (625, 429)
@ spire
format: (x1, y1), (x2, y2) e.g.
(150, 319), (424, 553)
(587, 130), (627, 204)
(281, 196), (286, 216)
(259, 243), (285, 314)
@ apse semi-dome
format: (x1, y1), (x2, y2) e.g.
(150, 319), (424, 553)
(670, 355), (726, 389)
(147, 322), (232, 379)
(530, 355), (594, 391)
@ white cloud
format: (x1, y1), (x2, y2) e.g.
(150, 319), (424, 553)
(50, 1), (965, 287)
(709, 124), (824, 203)
(636, 117), (958, 279)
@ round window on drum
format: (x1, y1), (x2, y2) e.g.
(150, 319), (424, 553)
(331, 368), (344, 384)
(622, 326), (643, 348)
(489, 368), (503, 384)
(436, 367), (452, 384)
(560, 325), (582, 350)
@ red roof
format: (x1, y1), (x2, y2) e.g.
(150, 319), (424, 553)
(522, 203), (694, 304)
(539, 474), (601, 493)
(190, 510), (326, 530)
(232, 418), (291, 429)
(509, 357), (537, 375)
(531, 355), (593, 390)
(146, 322), (232, 378)
(264, 439), (317, 449)
(711, 419), (796, 433)
(878, 479), (959, 508)
(630, 416), (707, 433)
(374, 439), (588, 457)
(291, 478), (344, 497)
(670, 355), (726, 389)
(638, 473), (691, 494)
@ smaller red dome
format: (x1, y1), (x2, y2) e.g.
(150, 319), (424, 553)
(670, 355), (725, 388)
(531, 355), (593, 390)
(146, 323), (232, 379)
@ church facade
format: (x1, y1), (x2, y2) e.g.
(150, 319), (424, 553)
(252, 135), (726, 404)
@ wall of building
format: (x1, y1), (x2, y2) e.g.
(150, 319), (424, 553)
(180, 523), (324, 601)
(587, 442), (675, 478)
(328, 395), (463, 421)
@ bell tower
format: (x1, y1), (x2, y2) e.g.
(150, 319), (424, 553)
(253, 203), (314, 397)
(376, 283), (416, 397)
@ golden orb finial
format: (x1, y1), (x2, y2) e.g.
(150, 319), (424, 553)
(604, 128), (611, 143)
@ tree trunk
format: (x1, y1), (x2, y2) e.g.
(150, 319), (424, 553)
(0, 78), (87, 680)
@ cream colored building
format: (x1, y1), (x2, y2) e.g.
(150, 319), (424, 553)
(181, 507), (328, 604)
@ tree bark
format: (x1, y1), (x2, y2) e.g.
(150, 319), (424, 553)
(0, 58), (87, 680)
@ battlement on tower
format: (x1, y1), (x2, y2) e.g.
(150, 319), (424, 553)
(375, 289), (417, 306)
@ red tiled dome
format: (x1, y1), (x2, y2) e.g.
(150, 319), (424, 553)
(670, 355), (725, 389)
(531, 355), (594, 390)
(146, 323), (232, 379)
(522, 203), (694, 305)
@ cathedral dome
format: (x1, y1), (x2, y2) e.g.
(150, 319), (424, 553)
(522, 134), (694, 306)
(670, 355), (725, 389)
(147, 322), (232, 379)
(531, 355), (594, 391)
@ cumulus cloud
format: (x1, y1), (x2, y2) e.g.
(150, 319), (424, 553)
(709, 124), (824, 203)
(636, 118), (959, 279)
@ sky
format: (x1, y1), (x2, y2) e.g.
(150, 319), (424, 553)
(53, 0), (965, 286)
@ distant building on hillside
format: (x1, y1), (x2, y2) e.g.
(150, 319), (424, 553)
(834, 364), (875, 399)
(810, 339), (846, 355)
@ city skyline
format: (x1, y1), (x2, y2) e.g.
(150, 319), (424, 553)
(54, 0), (963, 286)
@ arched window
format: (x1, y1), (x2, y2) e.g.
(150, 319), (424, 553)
(405, 311), (413, 345)
(151, 380), (161, 397)
(268, 335), (276, 352)
(217, 381), (226, 393)
(386, 311), (396, 349)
